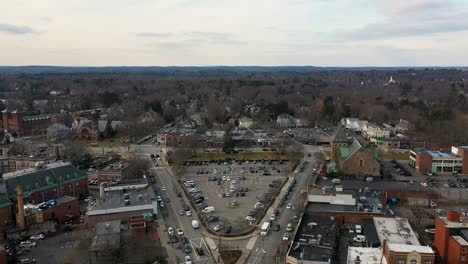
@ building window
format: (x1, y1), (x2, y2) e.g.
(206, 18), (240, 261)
(462, 256), (467, 262)
(423, 261), (431, 264)
(397, 260), (405, 264)
(410, 260), (417, 264)
(359, 160), (363, 167)
(463, 248), (468, 253)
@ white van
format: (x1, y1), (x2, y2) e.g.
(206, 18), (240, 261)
(355, 225), (362, 234)
(192, 220), (199, 229)
(202, 206), (215, 213)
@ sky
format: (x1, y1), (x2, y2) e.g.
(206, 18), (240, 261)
(1, 0), (468, 66)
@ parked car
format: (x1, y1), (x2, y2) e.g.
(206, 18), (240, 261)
(196, 247), (204, 256)
(273, 224), (280, 231)
(177, 229), (184, 236)
(184, 244), (192, 253)
(29, 234), (45, 241)
(19, 241), (36, 248)
(213, 223), (225, 232)
(424, 228), (436, 234)
(185, 255), (192, 264)
(282, 233), (290, 241)
(168, 227), (175, 236)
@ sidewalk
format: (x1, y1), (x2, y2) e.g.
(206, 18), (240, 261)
(155, 219), (178, 263)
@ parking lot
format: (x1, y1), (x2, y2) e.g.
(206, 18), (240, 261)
(181, 161), (291, 234)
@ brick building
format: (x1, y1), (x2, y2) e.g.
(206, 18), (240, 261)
(410, 147), (465, 174)
(97, 162), (130, 183)
(156, 118), (198, 147)
(331, 127), (353, 162)
(435, 212), (468, 264)
(1, 109), (71, 137)
(0, 162), (89, 205)
(338, 137), (381, 177)
(22, 196), (80, 226)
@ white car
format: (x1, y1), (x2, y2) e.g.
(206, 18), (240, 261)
(420, 182), (428, 187)
(286, 223), (292, 232)
(226, 176), (231, 181)
(29, 234), (45, 241)
(162, 186), (167, 191)
(286, 203), (292, 209)
(177, 229), (184, 236)
(168, 227), (175, 236)
(424, 228), (436, 234)
(185, 255), (192, 264)
(436, 208), (444, 214)
(157, 196), (162, 202)
(270, 214), (276, 221)
(282, 232), (290, 241)
(19, 241), (36, 248)
(232, 180), (237, 184)
(186, 210), (192, 216)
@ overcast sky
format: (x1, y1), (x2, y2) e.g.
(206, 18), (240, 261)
(1, 0), (468, 66)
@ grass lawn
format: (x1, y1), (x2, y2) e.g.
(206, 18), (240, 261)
(381, 151), (410, 160)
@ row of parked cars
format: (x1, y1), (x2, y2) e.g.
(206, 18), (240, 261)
(183, 179), (209, 210)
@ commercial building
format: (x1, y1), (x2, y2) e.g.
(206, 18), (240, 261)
(156, 118), (198, 147)
(238, 117), (253, 129)
(347, 217), (435, 264)
(87, 179), (157, 227)
(96, 162), (130, 183)
(409, 147), (465, 174)
(286, 215), (339, 264)
(370, 136), (425, 150)
(435, 212), (468, 264)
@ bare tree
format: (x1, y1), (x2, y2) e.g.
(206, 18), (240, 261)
(126, 154), (150, 178)
(166, 148), (192, 166)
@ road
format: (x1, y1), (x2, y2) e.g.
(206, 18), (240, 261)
(148, 155), (216, 264)
(246, 145), (321, 264)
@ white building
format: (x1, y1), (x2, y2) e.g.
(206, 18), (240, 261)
(364, 123), (392, 138)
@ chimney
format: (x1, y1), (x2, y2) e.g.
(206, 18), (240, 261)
(99, 182), (106, 199)
(16, 186), (25, 232)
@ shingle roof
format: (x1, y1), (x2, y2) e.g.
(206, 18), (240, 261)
(332, 127), (354, 143)
(3, 163), (87, 198)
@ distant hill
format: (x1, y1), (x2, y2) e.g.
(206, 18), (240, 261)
(0, 65), (466, 74)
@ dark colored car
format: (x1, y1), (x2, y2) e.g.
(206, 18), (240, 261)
(225, 226), (232, 234)
(273, 224), (280, 231)
(184, 244), (192, 253)
(196, 247), (204, 256)
(206, 216), (219, 223)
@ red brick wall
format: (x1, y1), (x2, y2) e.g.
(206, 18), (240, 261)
(341, 148), (381, 177)
(25, 178), (88, 204)
(2, 112), (23, 135)
(447, 236), (463, 264)
(88, 209), (152, 227)
(0, 249), (6, 264)
(435, 217), (450, 262)
(307, 211), (394, 225)
(459, 148), (468, 174)
(415, 153), (432, 173)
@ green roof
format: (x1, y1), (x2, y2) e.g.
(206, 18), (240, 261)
(0, 194), (12, 208)
(5, 163), (88, 199)
(340, 148), (351, 159)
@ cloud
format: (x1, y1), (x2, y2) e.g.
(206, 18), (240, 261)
(383, 0), (450, 16)
(135, 32), (174, 38)
(0, 23), (43, 35)
(337, 0), (468, 41)
(135, 30), (244, 45)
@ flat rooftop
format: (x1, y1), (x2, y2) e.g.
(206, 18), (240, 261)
(317, 178), (427, 192)
(88, 184), (157, 216)
(288, 215), (338, 263)
(373, 217), (420, 245)
(387, 243), (434, 254)
(438, 216), (468, 229)
(2, 161), (71, 179)
(413, 149), (461, 159)
(347, 247), (385, 264)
